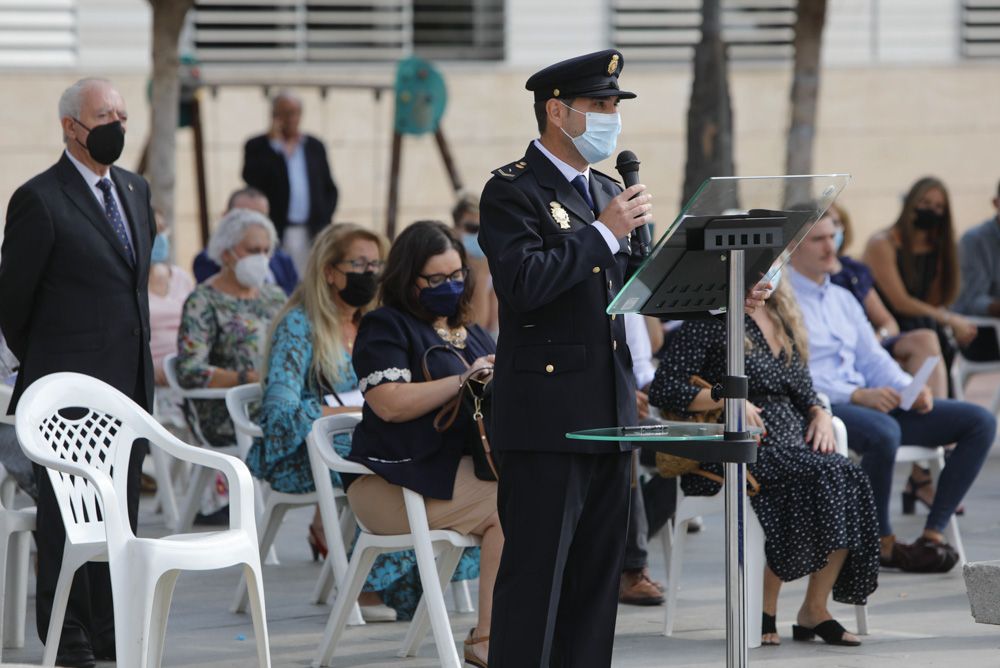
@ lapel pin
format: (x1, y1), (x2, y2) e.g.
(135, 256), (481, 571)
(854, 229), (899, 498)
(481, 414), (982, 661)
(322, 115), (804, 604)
(127, 183), (134, 192)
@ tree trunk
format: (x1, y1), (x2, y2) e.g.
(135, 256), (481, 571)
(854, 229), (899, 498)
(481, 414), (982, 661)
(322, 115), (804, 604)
(683, 0), (736, 207)
(147, 0), (195, 231)
(784, 0), (827, 206)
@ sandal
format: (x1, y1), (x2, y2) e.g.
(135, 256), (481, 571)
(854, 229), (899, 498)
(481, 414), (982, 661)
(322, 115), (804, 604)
(761, 612), (779, 646)
(792, 619), (860, 646)
(464, 628), (488, 668)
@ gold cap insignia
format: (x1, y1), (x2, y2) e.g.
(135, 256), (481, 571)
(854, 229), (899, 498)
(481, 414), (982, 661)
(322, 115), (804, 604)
(608, 54), (619, 75)
(550, 201), (571, 229)
(553, 88), (560, 97)
(515, 161), (526, 169)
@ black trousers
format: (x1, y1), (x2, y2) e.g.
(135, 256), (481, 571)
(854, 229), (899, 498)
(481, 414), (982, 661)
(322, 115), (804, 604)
(33, 441), (143, 647)
(489, 450), (631, 668)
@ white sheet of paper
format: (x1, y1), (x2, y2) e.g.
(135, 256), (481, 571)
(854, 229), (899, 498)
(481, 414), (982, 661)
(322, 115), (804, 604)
(899, 355), (939, 411)
(324, 389), (364, 408)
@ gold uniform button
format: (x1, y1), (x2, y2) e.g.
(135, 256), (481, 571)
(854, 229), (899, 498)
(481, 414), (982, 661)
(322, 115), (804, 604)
(545, 364), (555, 373)
(608, 280), (613, 290)
(592, 266), (601, 274)
(611, 314), (617, 320)
(613, 340), (618, 351)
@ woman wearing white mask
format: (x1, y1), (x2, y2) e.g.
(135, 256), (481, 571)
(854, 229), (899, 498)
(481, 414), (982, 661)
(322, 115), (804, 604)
(176, 208), (287, 448)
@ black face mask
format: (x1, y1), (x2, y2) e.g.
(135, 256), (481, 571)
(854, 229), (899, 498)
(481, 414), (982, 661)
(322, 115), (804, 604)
(913, 207), (947, 231)
(338, 271), (378, 307)
(73, 119), (125, 165)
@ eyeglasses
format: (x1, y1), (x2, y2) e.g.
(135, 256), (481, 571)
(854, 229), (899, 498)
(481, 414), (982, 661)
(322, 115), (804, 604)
(459, 220), (479, 234)
(338, 258), (384, 273)
(419, 267), (469, 288)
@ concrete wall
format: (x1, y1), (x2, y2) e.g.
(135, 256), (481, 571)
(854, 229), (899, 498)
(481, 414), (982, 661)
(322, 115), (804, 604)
(1, 63), (999, 271)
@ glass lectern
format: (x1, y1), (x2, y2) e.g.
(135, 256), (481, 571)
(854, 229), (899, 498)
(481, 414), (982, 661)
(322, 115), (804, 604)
(568, 174), (850, 668)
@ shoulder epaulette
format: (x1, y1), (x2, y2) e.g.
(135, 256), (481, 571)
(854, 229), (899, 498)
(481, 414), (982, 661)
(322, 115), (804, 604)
(491, 158), (530, 180)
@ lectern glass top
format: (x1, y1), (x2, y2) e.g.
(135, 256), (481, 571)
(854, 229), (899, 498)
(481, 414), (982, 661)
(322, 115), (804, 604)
(609, 174), (851, 315)
(567, 422), (763, 442)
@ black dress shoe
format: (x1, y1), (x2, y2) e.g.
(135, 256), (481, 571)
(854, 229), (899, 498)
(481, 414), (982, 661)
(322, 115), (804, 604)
(55, 640), (96, 668)
(92, 634), (116, 661)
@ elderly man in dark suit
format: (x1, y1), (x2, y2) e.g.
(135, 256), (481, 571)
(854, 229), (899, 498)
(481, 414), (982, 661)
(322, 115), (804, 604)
(0, 77), (155, 668)
(242, 90), (338, 274)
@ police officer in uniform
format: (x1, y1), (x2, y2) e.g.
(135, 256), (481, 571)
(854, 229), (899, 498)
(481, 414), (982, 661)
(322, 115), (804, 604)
(478, 49), (651, 667)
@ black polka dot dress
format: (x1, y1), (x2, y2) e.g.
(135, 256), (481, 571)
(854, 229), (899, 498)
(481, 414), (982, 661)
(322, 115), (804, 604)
(648, 316), (880, 605)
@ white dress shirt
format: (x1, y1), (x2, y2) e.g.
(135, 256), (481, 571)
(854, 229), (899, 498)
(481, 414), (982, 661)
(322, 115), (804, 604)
(532, 139), (620, 255)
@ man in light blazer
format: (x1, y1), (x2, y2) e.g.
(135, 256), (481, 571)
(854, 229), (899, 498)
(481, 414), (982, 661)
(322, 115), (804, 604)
(0, 77), (155, 668)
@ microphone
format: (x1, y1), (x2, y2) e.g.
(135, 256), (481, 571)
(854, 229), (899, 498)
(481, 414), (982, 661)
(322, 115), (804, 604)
(615, 150), (652, 257)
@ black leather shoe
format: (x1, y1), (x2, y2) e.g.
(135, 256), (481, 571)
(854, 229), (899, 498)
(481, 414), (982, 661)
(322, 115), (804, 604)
(55, 640), (96, 668)
(92, 634), (116, 661)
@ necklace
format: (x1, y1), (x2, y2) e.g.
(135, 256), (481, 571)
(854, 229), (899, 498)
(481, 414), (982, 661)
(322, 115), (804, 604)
(435, 323), (468, 349)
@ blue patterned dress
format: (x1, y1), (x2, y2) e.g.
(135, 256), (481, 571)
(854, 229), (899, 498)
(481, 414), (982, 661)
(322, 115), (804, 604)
(249, 305), (480, 619)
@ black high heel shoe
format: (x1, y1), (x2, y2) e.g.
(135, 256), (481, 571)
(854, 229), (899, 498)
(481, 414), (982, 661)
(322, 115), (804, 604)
(902, 475), (965, 516)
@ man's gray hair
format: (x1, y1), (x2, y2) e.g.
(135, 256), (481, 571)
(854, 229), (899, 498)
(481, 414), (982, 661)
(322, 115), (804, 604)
(271, 89), (303, 115)
(58, 77), (112, 121)
(206, 208), (278, 264)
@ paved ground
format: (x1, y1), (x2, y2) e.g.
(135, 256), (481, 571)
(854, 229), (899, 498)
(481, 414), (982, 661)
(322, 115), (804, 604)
(6, 376), (1000, 667)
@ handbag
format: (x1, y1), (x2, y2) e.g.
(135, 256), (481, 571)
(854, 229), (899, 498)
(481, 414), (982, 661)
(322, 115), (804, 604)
(422, 344), (498, 481)
(655, 375), (760, 496)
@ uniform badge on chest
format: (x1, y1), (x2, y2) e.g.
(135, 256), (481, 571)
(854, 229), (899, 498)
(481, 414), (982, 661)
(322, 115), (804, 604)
(550, 201), (571, 229)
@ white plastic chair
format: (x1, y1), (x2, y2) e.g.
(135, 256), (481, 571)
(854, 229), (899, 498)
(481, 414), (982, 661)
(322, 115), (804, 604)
(149, 386), (183, 530)
(15, 372), (271, 668)
(0, 384), (35, 659)
(950, 316), (1000, 416)
(227, 382), (323, 611)
(307, 415), (479, 668)
(162, 352), (236, 532)
(660, 415), (868, 644)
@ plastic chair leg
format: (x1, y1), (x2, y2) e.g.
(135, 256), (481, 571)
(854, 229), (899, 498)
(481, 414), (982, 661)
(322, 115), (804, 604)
(746, 512), (765, 649)
(145, 569), (180, 668)
(663, 518), (688, 636)
(449, 578), (475, 613)
(400, 541), (462, 667)
(855, 603), (869, 635)
(243, 562), (272, 668)
(313, 544), (380, 667)
(400, 544), (464, 658)
(232, 501), (290, 613)
(319, 498), (364, 626)
(311, 558), (335, 604)
(3, 530), (30, 650)
(0, 530), (7, 661)
(41, 552), (85, 666)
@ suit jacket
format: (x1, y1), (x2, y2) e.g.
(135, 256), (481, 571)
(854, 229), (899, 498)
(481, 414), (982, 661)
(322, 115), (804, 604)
(479, 142), (640, 455)
(0, 152), (155, 412)
(241, 134), (338, 240)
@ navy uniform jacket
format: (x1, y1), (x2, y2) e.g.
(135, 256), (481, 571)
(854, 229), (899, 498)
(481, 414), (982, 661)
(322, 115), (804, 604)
(479, 142), (640, 455)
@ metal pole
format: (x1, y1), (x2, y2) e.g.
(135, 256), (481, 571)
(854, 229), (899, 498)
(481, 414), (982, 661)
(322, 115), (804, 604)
(724, 249), (748, 668)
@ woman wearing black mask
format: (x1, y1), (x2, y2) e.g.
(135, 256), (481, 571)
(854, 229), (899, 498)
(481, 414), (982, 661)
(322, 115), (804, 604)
(348, 220), (502, 666)
(252, 223), (464, 622)
(864, 177), (978, 390)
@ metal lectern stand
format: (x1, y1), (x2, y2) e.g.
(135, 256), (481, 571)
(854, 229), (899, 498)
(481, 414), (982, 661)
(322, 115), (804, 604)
(583, 174), (851, 668)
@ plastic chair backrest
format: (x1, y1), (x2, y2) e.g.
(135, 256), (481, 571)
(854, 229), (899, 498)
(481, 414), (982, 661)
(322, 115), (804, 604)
(0, 384), (13, 425)
(308, 414), (370, 476)
(15, 373), (162, 545)
(162, 353), (183, 394)
(226, 383), (262, 458)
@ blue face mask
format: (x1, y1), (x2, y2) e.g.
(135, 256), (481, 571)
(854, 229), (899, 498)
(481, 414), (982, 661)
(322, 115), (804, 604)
(559, 102), (622, 164)
(833, 229), (844, 253)
(151, 233), (169, 264)
(419, 280), (465, 317)
(462, 232), (485, 260)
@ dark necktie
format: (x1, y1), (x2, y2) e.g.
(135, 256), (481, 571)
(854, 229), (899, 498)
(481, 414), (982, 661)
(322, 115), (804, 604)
(571, 174), (596, 215)
(96, 178), (135, 264)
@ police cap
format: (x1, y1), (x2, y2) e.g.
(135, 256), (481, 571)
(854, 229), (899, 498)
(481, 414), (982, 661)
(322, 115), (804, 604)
(525, 49), (636, 103)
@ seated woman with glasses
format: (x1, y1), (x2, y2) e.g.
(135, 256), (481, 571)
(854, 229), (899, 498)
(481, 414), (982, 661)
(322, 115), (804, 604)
(348, 220), (503, 666)
(452, 192), (498, 336)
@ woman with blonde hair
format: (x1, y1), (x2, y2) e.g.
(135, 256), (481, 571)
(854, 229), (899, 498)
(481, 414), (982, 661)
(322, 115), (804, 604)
(250, 223), (479, 621)
(648, 274), (880, 647)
